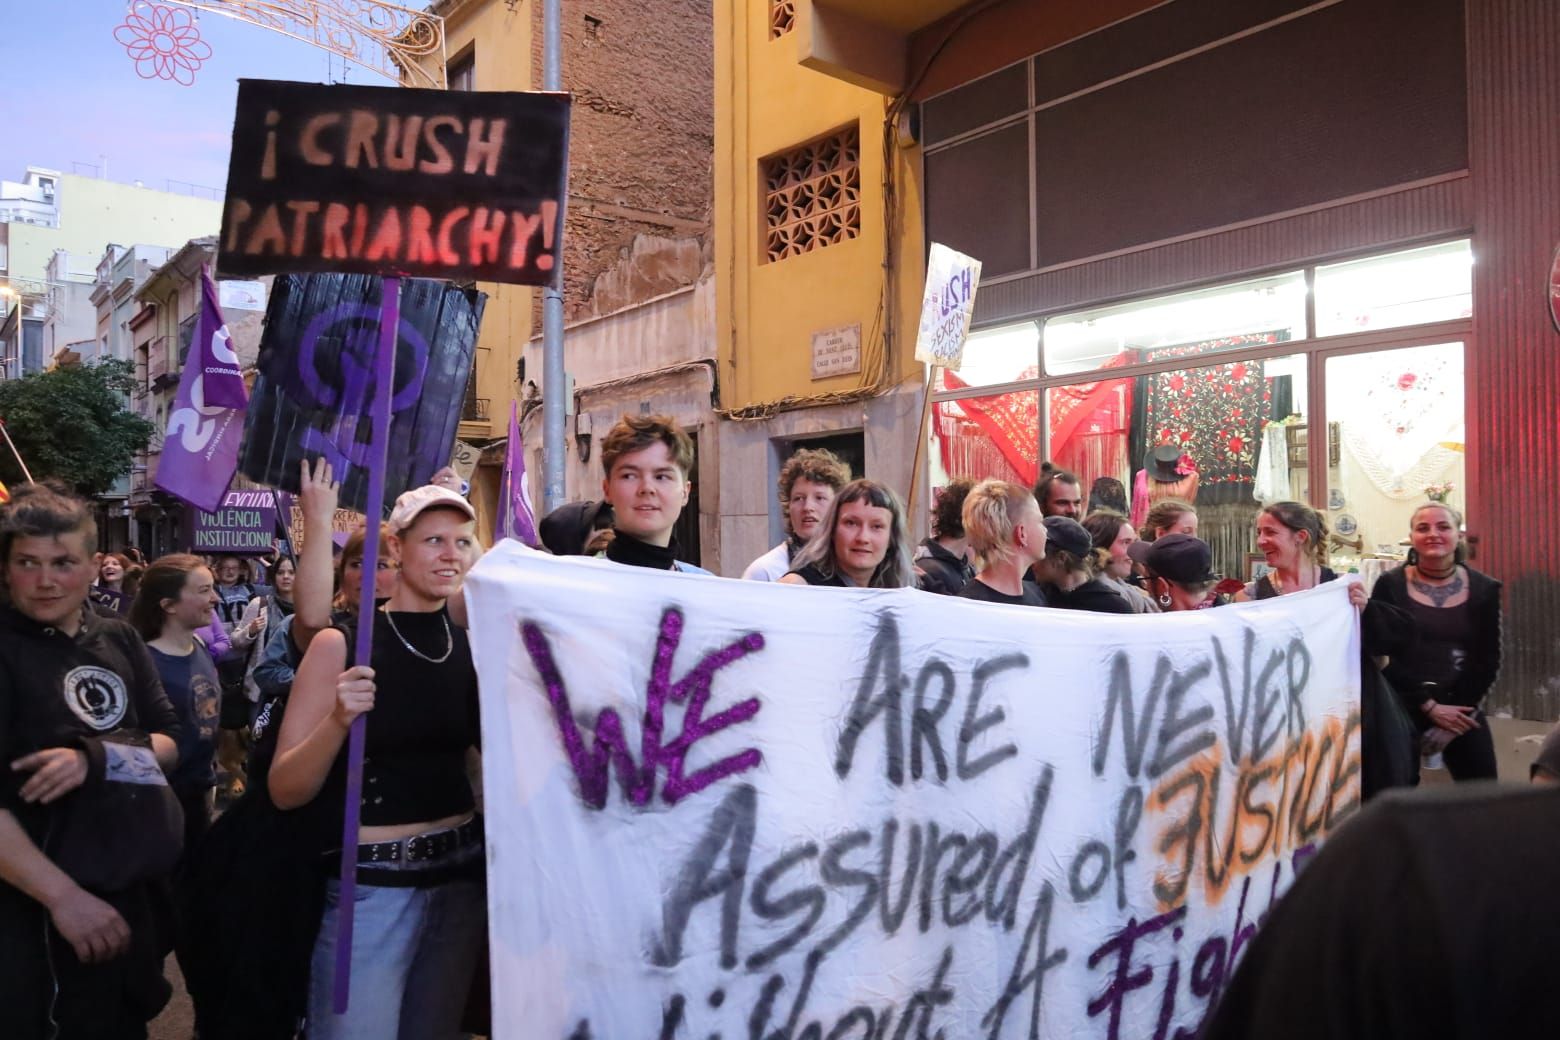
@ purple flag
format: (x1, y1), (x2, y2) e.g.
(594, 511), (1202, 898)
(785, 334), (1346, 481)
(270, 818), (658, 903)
(154, 267), (248, 513)
(496, 399), (538, 545)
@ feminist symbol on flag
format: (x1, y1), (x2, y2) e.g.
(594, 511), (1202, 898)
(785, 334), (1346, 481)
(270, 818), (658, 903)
(293, 302), (430, 473)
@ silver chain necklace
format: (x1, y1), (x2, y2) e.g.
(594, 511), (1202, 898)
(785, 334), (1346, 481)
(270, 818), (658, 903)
(382, 609), (454, 664)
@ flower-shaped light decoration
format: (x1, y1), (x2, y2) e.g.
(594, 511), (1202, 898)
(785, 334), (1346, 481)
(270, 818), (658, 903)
(114, 3), (212, 86)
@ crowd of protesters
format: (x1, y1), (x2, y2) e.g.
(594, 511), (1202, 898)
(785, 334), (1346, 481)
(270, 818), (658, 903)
(0, 408), (1547, 1040)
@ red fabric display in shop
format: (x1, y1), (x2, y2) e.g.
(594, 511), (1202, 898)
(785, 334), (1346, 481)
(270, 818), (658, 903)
(1045, 353), (1134, 486)
(936, 371), (1038, 486)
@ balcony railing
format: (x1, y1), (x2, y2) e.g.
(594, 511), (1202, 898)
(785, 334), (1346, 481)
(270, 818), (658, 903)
(461, 396), (490, 422)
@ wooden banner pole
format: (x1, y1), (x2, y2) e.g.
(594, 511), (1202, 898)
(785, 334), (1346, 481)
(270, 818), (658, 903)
(0, 419), (36, 484)
(906, 364), (939, 521)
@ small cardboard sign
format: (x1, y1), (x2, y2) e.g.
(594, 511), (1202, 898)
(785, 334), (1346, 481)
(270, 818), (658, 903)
(238, 273), (484, 518)
(219, 79), (570, 286)
(450, 439), (482, 482)
(914, 243), (982, 372)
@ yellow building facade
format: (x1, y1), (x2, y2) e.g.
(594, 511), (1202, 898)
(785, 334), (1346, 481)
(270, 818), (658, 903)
(712, 1), (946, 573)
(416, 0), (537, 449)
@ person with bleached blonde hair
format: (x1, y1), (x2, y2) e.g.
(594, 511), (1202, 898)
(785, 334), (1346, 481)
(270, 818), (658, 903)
(957, 480), (1050, 607)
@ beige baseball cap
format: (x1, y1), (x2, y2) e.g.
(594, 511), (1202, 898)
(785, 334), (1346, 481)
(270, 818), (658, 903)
(387, 484), (476, 535)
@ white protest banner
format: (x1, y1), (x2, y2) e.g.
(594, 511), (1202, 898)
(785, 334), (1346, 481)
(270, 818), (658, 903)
(914, 243), (983, 371)
(466, 545), (1362, 1040)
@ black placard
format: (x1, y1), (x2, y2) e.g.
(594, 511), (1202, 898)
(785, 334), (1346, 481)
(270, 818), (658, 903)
(219, 79), (569, 285)
(238, 273), (485, 517)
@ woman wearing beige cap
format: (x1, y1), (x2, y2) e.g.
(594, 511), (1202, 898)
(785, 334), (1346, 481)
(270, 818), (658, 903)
(269, 483), (486, 1039)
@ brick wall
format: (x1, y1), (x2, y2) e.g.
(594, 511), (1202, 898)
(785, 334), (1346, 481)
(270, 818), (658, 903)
(532, 0), (713, 319)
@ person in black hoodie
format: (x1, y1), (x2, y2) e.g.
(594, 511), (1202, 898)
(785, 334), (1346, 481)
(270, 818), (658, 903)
(915, 478), (976, 596)
(1035, 515), (1135, 614)
(0, 485), (183, 1040)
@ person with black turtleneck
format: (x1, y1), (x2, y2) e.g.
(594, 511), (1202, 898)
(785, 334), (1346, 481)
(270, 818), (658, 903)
(596, 414), (712, 575)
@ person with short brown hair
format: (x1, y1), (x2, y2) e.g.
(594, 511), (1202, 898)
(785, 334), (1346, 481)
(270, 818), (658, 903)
(598, 413), (709, 573)
(0, 484), (184, 1038)
(742, 447), (851, 581)
(1034, 469), (1083, 518)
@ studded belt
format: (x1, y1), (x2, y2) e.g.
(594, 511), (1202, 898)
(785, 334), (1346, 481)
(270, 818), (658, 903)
(356, 816), (482, 866)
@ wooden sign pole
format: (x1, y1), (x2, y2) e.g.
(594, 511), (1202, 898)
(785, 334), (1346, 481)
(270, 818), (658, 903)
(906, 364), (940, 523)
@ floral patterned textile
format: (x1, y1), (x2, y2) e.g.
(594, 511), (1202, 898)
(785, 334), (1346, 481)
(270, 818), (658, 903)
(1143, 333), (1282, 503)
(936, 373), (1039, 486)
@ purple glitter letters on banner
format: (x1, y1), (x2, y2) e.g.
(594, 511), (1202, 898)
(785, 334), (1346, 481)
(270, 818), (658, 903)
(522, 607), (766, 809)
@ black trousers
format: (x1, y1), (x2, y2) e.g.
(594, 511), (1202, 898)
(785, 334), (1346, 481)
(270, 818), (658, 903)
(1441, 710), (1500, 781)
(0, 882), (171, 1040)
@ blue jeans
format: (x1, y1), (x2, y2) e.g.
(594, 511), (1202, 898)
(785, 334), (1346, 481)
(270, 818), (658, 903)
(306, 876), (485, 1040)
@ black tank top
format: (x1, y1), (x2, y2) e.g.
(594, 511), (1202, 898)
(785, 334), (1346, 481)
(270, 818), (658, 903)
(1387, 599), (1473, 700)
(319, 607), (480, 831)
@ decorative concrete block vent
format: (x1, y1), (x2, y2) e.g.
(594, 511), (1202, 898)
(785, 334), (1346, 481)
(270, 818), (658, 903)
(770, 0), (795, 39)
(761, 127), (861, 262)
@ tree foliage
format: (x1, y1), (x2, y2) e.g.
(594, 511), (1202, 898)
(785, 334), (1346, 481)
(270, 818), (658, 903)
(0, 359), (156, 497)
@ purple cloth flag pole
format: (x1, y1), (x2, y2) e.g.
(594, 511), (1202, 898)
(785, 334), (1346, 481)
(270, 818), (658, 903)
(496, 399), (539, 545)
(154, 266), (249, 513)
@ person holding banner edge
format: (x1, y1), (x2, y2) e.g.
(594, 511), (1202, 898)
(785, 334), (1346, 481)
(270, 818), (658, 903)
(270, 483), (485, 1039)
(1235, 501), (1419, 796)
(781, 478), (916, 588)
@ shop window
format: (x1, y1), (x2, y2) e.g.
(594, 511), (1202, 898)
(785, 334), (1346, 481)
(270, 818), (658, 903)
(1313, 240), (1471, 337)
(761, 127), (860, 263)
(1042, 271), (1305, 377)
(930, 387), (1040, 491)
(1323, 342), (1464, 585)
(941, 321), (1037, 389)
(1041, 352), (1309, 583)
(769, 0), (794, 39)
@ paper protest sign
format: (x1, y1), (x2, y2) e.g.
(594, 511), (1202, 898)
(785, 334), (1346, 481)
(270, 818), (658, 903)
(219, 78), (570, 286)
(466, 546), (1363, 1040)
(189, 489), (279, 554)
(238, 273), (483, 517)
(914, 243), (982, 371)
